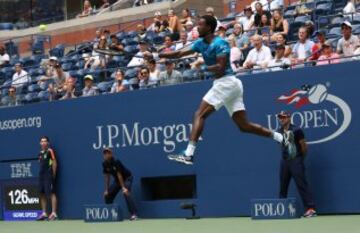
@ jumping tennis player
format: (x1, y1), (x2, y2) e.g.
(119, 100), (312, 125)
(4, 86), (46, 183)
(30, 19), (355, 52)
(159, 15), (284, 165)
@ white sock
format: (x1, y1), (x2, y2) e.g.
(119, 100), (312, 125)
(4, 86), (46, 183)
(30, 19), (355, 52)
(272, 132), (283, 143)
(184, 141), (196, 157)
(51, 212), (57, 217)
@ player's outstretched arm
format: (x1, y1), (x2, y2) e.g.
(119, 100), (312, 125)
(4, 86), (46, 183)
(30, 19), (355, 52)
(159, 46), (195, 59)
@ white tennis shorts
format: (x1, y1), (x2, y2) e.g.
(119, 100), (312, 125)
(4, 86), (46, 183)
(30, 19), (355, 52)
(203, 75), (246, 116)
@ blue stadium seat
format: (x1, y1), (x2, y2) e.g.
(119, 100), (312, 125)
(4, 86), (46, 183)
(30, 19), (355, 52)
(61, 62), (74, 71)
(20, 56), (37, 68)
(182, 69), (198, 82)
(5, 41), (18, 57)
(38, 90), (50, 101)
(97, 81), (113, 93)
(124, 68), (139, 80)
(27, 84), (41, 93)
(39, 81), (50, 91)
(0, 23), (14, 30)
(24, 92), (40, 103)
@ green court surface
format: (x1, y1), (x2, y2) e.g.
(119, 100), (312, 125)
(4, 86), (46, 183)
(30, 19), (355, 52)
(1, 215), (359, 233)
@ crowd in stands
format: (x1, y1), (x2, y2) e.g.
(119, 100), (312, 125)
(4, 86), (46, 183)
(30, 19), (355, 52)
(1, 0), (360, 107)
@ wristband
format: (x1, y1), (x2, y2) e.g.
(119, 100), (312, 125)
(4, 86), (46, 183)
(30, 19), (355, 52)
(200, 65), (209, 72)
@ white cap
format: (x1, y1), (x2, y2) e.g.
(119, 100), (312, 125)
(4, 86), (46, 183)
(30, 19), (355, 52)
(49, 56), (58, 61)
(185, 21), (193, 26)
(342, 21), (352, 29)
(154, 11), (161, 16)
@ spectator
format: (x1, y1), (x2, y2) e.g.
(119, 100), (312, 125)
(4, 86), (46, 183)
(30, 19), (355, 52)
(251, 0), (269, 12)
(228, 37), (243, 72)
(148, 11), (162, 32)
(311, 30), (327, 61)
(127, 40), (152, 67)
(205, 7), (222, 30)
(175, 32), (191, 50)
(99, 0), (110, 10)
(270, 9), (289, 41)
(94, 29), (102, 43)
(228, 23), (249, 52)
(159, 60), (183, 86)
(163, 36), (176, 52)
(136, 24), (147, 40)
(270, 0), (284, 10)
(337, 21), (359, 57)
(317, 41), (340, 66)
(111, 70), (128, 93)
(237, 6), (254, 31)
(252, 2), (271, 28)
(160, 20), (172, 33)
(217, 25), (227, 39)
(268, 44), (291, 71)
(243, 34), (272, 69)
(185, 21), (199, 41)
(147, 59), (160, 84)
(343, 0), (356, 14)
(77, 0), (93, 18)
(46, 63), (71, 100)
(291, 27), (315, 64)
(180, 8), (193, 26)
(139, 67), (157, 89)
(304, 20), (315, 38)
(82, 75), (99, 97)
(168, 9), (182, 40)
(6, 86), (19, 107)
(103, 29), (111, 45)
(258, 14), (271, 44)
(12, 63), (30, 91)
(85, 35), (108, 69)
(109, 35), (124, 52)
(275, 34), (292, 58)
(0, 46), (10, 67)
(60, 77), (77, 100)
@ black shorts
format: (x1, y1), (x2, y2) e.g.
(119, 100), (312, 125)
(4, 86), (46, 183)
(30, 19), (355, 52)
(38, 174), (56, 196)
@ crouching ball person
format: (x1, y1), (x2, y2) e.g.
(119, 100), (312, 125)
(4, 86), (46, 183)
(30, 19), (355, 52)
(102, 148), (138, 220)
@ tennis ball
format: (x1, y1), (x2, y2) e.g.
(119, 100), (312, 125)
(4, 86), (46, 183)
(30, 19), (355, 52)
(39, 24), (47, 32)
(308, 84), (328, 104)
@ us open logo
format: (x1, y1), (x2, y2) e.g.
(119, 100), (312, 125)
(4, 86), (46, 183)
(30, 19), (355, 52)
(267, 83), (352, 144)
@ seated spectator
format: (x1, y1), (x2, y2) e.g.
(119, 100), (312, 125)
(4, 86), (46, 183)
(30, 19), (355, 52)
(12, 63), (30, 91)
(258, 14), (271, 44)
(270, 0), (284, 10)
(109, 35), (124, 52)
(103, 29), (111, 45)
(180, 8), (193, 27)
(275, 34), (292, 57)
(268, 44), (291, 71)
(185, 21), (199, 41)
(111, 70), (128, 93)
(60, 77), (77, 100)
(47, 63), (71, 100)
(317, 41), (340, 66)
(337, 21), (359, 57)
(148, 11), (162, 33)
(311, 30), (327, 61)
(82, 75), (99, 97)
(99, 0), (110, 10)
(127, 40), (153, 67)
(205, 7), (222, 30)
(159, 36), (176, 52)
(94, 29), (102, 43)
(304, 20), (315, 38)
(175, 32), (191, 50)
(291, 26), (315, 64)
(252, 2), (271, 28)
(0, 46), (10, 67)
(139, 67), (157, 89)
(159, 60), (183, 86)
(243, 34), (272, 69)
(237, 6), (254, 32)
(270, 10), (289, 41)
(85, 35), (108, 69)
(251, 0), (269, 12)
(217, 25), (227, 39)
(160, 20), (172, 33)
(228, 23), (249, 52)
(77, 0), (93, 18)
(147, 59), (160, 84)
(343, 0), (356, 15)
(137, 24), (147, 40)
(6, 86), (19, 107)
(228, 37), (243, 72)
(168, 9), (182, 40)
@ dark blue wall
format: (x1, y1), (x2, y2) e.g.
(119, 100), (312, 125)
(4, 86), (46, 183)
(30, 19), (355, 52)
(0, 62), (359, 219)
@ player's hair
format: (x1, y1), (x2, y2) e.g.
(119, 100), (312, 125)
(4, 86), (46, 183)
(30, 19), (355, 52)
(201, 15), (217, 33)
(40, 136), (50, 142)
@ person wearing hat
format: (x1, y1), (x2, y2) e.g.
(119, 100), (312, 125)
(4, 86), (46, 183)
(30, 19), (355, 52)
(317, 41), (340, 66)
(127, 40), (152, 68)
(337, 21), (360, 57)
(185, 20), (199, 41)
(102, 148), (138, 221)
(11, 63), (30, 91)
(82, 74), (99, 97)
(159, 59), (183, 86)
(268, 44), (291, 71)
(236, 5), (254, 32)
(276, 111), (317, 218)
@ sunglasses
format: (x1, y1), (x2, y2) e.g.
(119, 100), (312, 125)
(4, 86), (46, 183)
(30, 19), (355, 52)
(141, 72), (148, 75)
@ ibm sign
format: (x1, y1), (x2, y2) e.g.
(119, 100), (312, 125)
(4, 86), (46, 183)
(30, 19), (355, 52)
(251, 198), (299, 220)
(84, 204), (123, 222)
